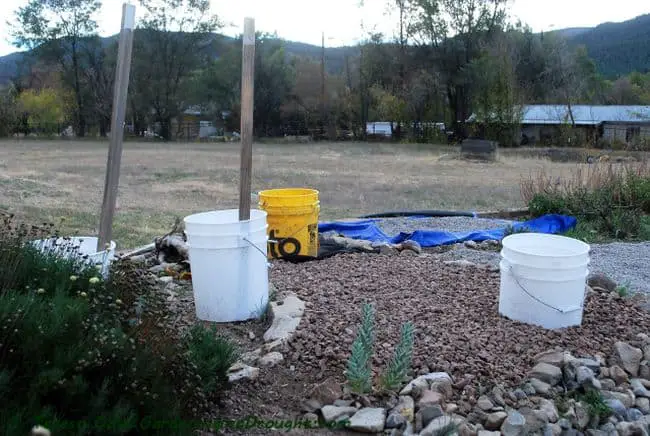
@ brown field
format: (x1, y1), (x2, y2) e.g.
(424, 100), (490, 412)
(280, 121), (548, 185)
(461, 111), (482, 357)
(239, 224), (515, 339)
(0, 139), (602, 248)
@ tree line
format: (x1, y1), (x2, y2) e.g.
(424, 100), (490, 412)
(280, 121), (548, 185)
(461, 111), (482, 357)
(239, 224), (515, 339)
(1, 0), (649, 144)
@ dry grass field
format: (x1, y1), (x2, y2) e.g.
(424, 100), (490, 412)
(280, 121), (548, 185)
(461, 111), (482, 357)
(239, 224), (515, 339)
(0, 139), (595, 248)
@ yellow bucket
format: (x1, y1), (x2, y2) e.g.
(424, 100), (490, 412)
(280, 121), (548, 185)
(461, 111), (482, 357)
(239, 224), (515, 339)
(258, 188), (320, 259)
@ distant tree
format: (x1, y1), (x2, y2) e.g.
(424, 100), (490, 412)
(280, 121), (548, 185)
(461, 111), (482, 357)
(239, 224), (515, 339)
(11, 0), (102, 137)
(0, 85), (19, 137)
(17, 88), (71, 134)
(131, 0), (221, 140)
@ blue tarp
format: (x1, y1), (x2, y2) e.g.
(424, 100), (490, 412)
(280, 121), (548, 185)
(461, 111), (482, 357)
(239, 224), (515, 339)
(317, 214), (577, 248)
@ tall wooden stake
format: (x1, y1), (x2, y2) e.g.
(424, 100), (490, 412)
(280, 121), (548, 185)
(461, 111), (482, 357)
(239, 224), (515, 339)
(98, 3), (135, 251)
(239, 17), (255, 221)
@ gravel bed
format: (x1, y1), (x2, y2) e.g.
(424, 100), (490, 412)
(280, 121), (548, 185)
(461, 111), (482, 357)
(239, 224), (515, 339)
(270, 254), (650, 392)
(372, 216), (516, 236)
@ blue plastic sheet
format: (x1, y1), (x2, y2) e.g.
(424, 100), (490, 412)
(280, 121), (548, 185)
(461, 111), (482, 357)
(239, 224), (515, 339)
(317, 214), (577, 248)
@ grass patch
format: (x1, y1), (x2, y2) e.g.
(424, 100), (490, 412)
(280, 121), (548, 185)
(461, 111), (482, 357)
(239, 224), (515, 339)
(521, 162), (650, 241)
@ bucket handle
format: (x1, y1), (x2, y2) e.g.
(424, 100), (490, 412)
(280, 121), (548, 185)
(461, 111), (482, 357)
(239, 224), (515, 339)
(242, 236), (273, 269)
(507, 265), (583, 314)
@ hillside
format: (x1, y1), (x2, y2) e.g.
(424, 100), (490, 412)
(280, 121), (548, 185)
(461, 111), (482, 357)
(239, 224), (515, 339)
(1, 13), (649, 85)
(569, 14), (650, 78)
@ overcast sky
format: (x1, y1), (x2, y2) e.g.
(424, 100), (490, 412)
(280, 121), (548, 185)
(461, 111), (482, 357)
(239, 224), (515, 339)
(0, 0), (648, 56)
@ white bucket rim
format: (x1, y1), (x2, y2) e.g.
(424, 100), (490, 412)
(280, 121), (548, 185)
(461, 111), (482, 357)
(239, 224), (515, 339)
(500, 251), (590, 269)
(184, 209), (267, 226)
(502, 233), (590, 258)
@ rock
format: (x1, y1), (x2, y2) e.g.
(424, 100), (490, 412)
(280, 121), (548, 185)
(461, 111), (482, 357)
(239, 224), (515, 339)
(321, 405), (358, 424)
(347, 408), (386, 433)
(577, 366), (602, 391)
(259, 351), (283, 367)
(631, 379), (650, 398)
(600, 378), (617, 390)
(586, 430), (607, 436)
(227, 365), (259, 382)
(587, 272), (617, 293)
(302, 412), (319, 426)
(446, 403), (459, 414)
(614, 342), (643, 377)
(627, 408), (644, 422)
(464, 240), (478, 249)
(644, 345), (650, 362)
(157, 275), (173, 283)
(635, 397), (650, 414)
(610, 365), (629, 384)
(523, 383), (537, 396)
(514, 389), (528, 400)
(603, 390), (635, 408)
(301, 398), (322, 413)
(262, 294), (305, 342)
(308, 378), (342, 405)
(501, 410), (526, 436)
(485, 411), (508, 430)
(401, 373), (453, 397)
(604, 399), (627, 420)
(240, 348), (262, 364)
(478, 432), (501, 436)
(530, 378), (552, 395)
(477, 395), (494, 411)
(519, 407), (547, 434)
(531, 363), (563, 386)
(640, 361), (650, 380)
(572, 402), (590, 430)
(392, 396), (415, 422)
(558, 418), (572, 429)
(458, 422), (477, 436)
(444, 260), (477, 267)
(616, 421), (649, 436)
(421, 416), (462, 436)
(534, 350), (568, 367)
(264, 339), (285, 352)
(543, 423), (562, 436)
(418, 405), (445, 427)
(539, 398), (559, 423)
(401, 240), (422, 254)
(418, 390), (445, 408)
(386, 412), (407, 429)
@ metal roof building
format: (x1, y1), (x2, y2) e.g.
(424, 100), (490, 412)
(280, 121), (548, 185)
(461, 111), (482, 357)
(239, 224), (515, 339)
(519, 105), (650, 126)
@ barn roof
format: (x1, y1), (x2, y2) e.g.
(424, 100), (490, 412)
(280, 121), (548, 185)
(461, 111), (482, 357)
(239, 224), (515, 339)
(468, 105), (650, 125)
(521, 105), (650, 125)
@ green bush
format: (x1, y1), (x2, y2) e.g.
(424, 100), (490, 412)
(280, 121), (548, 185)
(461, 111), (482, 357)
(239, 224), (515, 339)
(522, 163), (650, 240)
(0, 215), (237, 435)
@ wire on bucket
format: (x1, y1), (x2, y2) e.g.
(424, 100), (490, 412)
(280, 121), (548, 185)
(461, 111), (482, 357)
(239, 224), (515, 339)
(242, 236), (273, 268)
(507, 265), (583, 314)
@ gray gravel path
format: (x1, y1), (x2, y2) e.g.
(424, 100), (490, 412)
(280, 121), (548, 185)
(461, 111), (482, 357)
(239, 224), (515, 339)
(369, 217), (650, 294)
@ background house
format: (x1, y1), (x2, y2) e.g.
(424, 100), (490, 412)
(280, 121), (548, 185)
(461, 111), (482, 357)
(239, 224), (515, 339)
(518, 105), (650, 146)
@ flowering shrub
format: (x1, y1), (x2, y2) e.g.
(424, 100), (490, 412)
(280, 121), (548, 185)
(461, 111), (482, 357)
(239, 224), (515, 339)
(0, 214), (238, 435)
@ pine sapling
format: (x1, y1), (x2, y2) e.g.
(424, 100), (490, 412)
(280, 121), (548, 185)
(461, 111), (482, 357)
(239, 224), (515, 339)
(379, 321), (414, 391)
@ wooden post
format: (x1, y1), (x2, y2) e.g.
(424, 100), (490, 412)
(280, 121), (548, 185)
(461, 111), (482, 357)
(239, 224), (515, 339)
(97, 3), (136, 251)
(238, 17), (255, 221)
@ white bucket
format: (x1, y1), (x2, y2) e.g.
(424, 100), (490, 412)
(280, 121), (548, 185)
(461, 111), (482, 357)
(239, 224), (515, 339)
(498, 233), (590, 329)
(184, 209), (269, 323)
(32, 236), (116, 278)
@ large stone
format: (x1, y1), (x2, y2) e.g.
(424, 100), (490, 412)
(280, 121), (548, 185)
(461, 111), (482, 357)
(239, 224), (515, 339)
(610, 365), (629, 384)
(418, 390), (445, 408)
(227, 365), (259, 382)
(484, 411), (508, 430)
(385, 412), (407, 429)
(577, 358), (602, 373)
(348, 408), (386, 433)
(259, 351), (283, 367)
(604, 398), (627, 420)
(530, 378), (552, 395)
(418, 405), (445, 427)
(321, 406), (357, 423)
(627, 408), (644, 422)
(614, 342), (643, 377)
(631, 379), (650, 398)
(530, 363), (563, 386)
(534, 350), (567, 367)
(635, 397), (650, 414)
(478, 432), (501, 436)
(600, 378), (617, 390)
(602, 390), (635, 408)
(391, 395), (415, 422)
(572, 402), (590, 431)
(640, 361), (650, 380)
(477, 395), (494, 411)
(421, 415), (463, 436)
(544, 423), (562, 436)
(587, 272), (617, 293)
(501, 410), (526, 436)
(308, 377), (342, 405)
(538, 398), (559, 423)
(262, 294), (305, 342)
(400, 373), (453, 397)
(616, 421), (649, 436)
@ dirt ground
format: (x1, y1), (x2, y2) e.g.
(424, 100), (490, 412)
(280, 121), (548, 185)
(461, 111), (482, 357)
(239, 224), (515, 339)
(0, 139), (585, 247)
